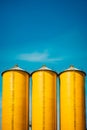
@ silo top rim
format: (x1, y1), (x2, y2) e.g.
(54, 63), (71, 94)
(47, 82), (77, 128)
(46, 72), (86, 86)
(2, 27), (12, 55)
(59, 65), (86, 76)
(1, 65), (30, 76)
(31, 65), (58, 75)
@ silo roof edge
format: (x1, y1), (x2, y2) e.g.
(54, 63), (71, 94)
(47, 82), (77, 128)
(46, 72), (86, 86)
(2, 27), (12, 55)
(1, 65), (30, 76)
(59, 66), (86, 76)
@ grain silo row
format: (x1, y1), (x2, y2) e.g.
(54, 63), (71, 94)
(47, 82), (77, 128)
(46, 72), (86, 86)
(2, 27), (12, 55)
(1, 65), (86, 130)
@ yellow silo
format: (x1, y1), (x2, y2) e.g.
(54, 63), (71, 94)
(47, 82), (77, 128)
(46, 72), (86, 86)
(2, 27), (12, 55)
(59, 66), (86, 130)
(31, 66), (57, 130)
(2, 65), (30, 130)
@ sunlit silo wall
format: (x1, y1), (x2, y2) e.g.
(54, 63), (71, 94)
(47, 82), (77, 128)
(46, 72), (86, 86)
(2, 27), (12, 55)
(31, 66), (57, 130)
(59, 66), (86, 130)
(2, 65), (30, 130)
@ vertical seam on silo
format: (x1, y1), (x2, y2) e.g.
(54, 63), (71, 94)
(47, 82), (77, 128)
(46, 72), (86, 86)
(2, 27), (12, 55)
(25, 75), (26, 130)
(54, 74), (56, 130)
(83, 74), (86, 129)
(74, 72), (76, 130)
(12, 72), (14, 130)
(59, 77), (61, 130)
(43, 72), (45, 130)
(31, 77), (32, 130)
(52, 75), (53, 130)
(28, 76), (29, 130)
(84, 79), (86, 129)
(55, 75), (57, 130)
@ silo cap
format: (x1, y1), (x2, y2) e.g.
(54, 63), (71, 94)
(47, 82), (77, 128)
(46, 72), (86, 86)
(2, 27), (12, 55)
(1, 64), (30, 76)
(10, 64), (23, 71)
(66, 65), (79, 71)
(31, 65), (58, 75)
(59, 65), (86, 76)
(39, 65), (51, 71)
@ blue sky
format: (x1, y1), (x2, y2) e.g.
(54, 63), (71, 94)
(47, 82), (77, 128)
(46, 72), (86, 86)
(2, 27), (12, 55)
(0, 0), (87, 129)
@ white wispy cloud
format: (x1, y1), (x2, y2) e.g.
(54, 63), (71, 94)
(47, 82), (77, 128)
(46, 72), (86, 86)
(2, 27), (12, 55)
(18, 51), (62, 62)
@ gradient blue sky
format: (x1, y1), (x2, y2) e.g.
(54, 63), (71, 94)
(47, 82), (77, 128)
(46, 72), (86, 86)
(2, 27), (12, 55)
(0, 0), (87, 129)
